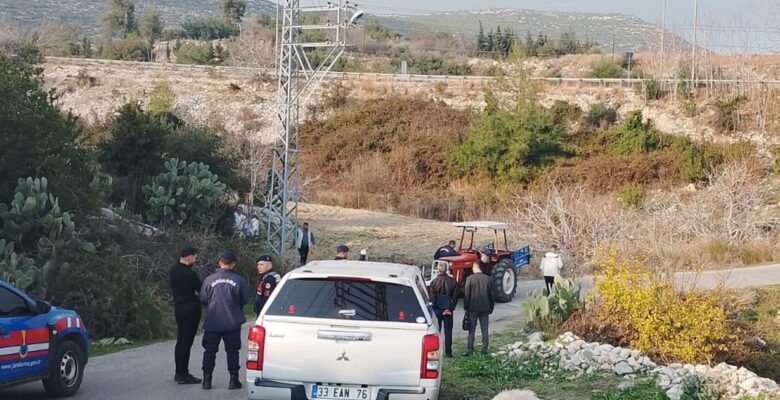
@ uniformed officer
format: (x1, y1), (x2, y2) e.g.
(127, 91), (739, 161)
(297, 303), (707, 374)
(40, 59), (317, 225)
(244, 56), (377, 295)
(170, 246), (202, 385)
(199, 251), (249, 391)
(334, 244), (350, 260)
(253, 255), (281, 316)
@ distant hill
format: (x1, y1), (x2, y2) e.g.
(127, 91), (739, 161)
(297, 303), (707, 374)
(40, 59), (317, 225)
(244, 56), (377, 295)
(1, 1), (678, 52)
(373, 8), (676, 53)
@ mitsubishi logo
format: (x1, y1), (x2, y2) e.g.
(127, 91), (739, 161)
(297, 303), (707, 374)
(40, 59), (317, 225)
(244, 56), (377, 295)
(336, 350), (350, 362)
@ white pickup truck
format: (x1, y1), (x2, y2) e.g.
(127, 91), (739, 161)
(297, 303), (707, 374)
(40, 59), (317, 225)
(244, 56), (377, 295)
(246, 261), (442, 400)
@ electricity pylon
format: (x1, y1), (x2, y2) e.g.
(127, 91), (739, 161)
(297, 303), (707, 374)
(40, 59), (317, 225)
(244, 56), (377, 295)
(266, 1), (363, 256)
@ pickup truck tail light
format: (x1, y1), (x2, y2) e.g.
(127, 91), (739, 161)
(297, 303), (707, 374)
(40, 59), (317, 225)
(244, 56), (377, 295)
(420, 334), (440, 379)
(247, 325), (266, 371)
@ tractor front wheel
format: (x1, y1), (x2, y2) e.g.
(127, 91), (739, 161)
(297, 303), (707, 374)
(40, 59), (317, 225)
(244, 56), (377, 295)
(491, 258), (517, 303)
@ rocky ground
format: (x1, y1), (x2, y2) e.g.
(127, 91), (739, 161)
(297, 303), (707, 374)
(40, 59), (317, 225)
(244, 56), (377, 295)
(498, 332), (780, 400)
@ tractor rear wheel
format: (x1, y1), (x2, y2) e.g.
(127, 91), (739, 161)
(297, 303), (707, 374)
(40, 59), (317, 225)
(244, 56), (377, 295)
(491, 258), (517, 303)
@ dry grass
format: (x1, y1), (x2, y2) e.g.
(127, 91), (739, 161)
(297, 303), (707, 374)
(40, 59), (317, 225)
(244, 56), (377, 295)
(510, 161), (780, 270)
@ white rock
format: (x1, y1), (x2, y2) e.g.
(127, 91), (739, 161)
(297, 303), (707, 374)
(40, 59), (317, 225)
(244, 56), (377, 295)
(527, 332), (544, 343)
(613, 361), (634, 376)
(619, 348), (632, 359)
(667, 385), (683, 400)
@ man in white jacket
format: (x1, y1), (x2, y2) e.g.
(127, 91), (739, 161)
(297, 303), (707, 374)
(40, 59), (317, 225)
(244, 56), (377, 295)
(540, 244), (563, 294)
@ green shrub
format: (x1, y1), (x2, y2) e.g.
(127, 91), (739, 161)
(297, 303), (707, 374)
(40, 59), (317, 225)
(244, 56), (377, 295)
(586, 103), (618, 128)
(175, 41), (227, 65)
(181, 17), (239, 40)
(99, 103), (171, 211)
(549, 100), (582, 125)
(46, 244), (174, 340)
(149, 80), (175, 115)
(451, 93), (568, 184)
(142, 159), (227, 229)
(589, 59), (625, 79)
(524, 278), (583, 333)
(592, 378), (670, 400)
(618, 184), (646, 210)
(679, 376), (720, 400)
(0, 53), (93, 211)
(712, 95), (748, 133)
(606, 111), (660, 156)
(771, 146), (780, 173)
(97, 33), (150, 61)
(644, 79), (665, 101)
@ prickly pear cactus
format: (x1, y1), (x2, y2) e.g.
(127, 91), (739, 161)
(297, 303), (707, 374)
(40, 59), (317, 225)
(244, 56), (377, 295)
(0, 239), (40, 292)
(0, 177), (75, 257)
(142, 159), (227, 228)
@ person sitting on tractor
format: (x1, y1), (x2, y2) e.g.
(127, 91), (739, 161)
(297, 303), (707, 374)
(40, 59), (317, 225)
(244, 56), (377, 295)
(433, 240), (459, 260)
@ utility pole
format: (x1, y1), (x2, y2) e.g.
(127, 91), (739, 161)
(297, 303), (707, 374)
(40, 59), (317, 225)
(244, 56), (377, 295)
(660, 0), (667, 68)
(611, 34), (615, 61)
(691, 0), (699, 90)
(266, 0), (363, 257)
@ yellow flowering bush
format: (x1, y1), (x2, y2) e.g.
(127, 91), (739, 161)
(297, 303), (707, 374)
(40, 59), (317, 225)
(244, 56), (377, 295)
(594, 248), (728, 364)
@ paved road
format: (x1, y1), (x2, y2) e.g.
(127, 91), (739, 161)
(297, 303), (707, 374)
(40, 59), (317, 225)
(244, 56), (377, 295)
(5, 264), (780, 400)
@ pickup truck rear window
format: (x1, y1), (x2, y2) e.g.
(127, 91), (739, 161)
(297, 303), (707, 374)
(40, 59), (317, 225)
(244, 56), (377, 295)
(266, 278), (426, 323)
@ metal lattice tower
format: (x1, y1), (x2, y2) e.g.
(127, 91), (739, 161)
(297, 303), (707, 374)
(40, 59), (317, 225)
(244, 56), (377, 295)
(267, 0), (362, 256)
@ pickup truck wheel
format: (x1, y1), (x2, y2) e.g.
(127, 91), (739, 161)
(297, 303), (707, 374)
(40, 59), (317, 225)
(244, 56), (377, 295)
(43, 340), (84, 398)
(491, 258), (516, 303)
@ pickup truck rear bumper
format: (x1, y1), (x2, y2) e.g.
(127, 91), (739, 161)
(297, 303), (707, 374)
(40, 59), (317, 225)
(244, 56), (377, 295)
(253, 379), (308, 400)
(251, 378), (433, 400)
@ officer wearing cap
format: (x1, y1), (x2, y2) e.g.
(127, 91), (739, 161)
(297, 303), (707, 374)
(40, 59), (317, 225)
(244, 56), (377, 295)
(335, 244), (350, 260)
(253, 255), (282, 316)
(199, 251), (249, 391)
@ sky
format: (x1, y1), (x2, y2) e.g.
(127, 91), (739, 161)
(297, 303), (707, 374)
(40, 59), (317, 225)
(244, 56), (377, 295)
(356, 0), (778, 52)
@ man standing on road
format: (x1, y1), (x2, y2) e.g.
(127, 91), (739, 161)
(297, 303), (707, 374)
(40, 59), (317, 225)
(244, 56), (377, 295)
(253, 255), (281, 316)
(334, 244), (350, 260)
(428, 264), (458, 358)
(170, 246), (203, 385)
(540, 244), (564, 294)
(463, 258), (494, 356)
(199, 251), (250, 391)
(433, 240), (459, 260)
(295, 222), (315, 265)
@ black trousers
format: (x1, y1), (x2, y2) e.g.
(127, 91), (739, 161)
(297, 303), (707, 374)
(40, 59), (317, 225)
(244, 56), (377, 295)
(435, 311), (454, 356)
(202, 329), (242, 375)
(466, 312), (490, 354)
(299, 246), (309, 265)
(174, 307), (201, 377)
(544, 276), (556, 294)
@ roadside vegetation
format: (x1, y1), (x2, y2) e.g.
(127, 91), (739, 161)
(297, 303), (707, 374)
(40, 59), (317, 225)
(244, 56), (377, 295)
(0, 44), (275, 346)
(441, 331), (669, 400)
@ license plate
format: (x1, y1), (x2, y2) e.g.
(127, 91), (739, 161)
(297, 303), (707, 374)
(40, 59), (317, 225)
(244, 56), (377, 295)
(311, 384), (370, 400)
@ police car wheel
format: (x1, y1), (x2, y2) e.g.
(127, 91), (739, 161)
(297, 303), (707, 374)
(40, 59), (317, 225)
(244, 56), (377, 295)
(43, 340), (85, 397)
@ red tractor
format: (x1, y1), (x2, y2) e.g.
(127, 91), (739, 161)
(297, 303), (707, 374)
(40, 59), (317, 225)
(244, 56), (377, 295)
(424, 221), (531, 303)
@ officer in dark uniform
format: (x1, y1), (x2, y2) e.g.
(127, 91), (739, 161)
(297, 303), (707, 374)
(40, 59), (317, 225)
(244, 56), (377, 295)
(253, 255), (281, 316)
(434, 240), (459, 260)
(170, 246), (202, 385)
(334, 244), (350, 260)
(199, 251), (249, 391)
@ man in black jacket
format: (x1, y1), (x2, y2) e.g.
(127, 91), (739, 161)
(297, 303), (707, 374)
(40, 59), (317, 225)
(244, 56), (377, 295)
(199, 251), (250, 391)
(433, 240), (459, 260)
(428, 264), (458, 357)
(463, 257), (494, 356)
(170, 246), (202, 385)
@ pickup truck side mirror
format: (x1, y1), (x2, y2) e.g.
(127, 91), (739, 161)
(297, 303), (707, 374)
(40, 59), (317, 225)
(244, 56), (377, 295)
(35, 300), (51, 315)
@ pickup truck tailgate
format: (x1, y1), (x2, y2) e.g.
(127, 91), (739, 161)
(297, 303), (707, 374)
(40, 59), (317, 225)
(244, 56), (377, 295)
(259, 276), (432, 387)
(262, 319), (426, 386)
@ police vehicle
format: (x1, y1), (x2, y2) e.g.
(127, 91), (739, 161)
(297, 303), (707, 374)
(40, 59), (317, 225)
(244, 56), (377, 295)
(0, 279), (89, 397)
